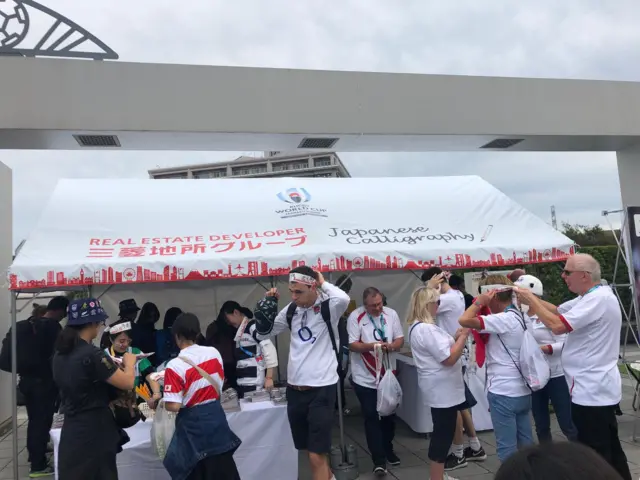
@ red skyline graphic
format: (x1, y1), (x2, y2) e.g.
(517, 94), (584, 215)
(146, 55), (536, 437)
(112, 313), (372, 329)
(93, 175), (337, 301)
(9, 245), (575, 290)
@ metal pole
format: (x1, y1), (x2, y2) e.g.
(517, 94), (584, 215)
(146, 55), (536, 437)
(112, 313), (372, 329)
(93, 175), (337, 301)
(10, 291), (18, 480)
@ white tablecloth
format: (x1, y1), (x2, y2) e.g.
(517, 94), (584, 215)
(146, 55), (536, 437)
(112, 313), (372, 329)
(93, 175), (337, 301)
(393, 352), (493, 434)
(51, 400), (297, 480)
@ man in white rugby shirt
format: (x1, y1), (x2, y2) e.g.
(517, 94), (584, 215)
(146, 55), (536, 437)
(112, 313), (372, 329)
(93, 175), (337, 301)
(516, 254), (632, 480)
(422, 267), (486, 472)
(347, 286), (404, 476)
(254, 266), (350, 480)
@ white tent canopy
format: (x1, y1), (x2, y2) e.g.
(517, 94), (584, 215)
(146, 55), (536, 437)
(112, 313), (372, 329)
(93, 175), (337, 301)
(8, 175), (575, 381)
(9, 175), (574, 293)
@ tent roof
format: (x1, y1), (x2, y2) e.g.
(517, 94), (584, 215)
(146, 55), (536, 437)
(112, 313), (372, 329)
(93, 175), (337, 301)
(8, 176), (575, 291)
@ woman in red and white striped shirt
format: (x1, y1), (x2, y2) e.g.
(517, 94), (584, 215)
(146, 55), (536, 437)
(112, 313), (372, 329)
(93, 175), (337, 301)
(162, 313), (241, 480)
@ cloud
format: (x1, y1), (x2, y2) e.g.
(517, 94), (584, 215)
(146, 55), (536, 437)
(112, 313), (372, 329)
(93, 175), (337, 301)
(2, 0), (636, 246)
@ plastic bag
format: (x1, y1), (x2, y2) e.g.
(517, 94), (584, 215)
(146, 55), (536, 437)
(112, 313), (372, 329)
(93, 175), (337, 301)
(519, 330), (551, 392)
(151, 400), (176, 460)
(374, 345), (403, 416)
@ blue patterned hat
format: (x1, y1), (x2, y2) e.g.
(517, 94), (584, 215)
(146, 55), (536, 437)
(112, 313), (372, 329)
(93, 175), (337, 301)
(67, 297), (109, 326)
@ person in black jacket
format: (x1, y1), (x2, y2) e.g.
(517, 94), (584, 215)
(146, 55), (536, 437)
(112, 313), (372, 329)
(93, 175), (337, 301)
(130, 302), (160, 364)
(449, 275), (474, 309)
(206, 301), (254, 392)
(335, 274), (356, 414)
(7, 296), (68, 477)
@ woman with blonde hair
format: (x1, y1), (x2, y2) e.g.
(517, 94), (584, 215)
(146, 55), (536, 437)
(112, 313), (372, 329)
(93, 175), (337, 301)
(458, 274), (533, 464)
(408, 285), (470, 480)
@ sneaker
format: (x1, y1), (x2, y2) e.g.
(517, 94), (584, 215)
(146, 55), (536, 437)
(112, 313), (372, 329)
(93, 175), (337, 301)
(443, 474), (460, 480)
(444, 453), (467, 471)
(373, 465), (387, 476)
(464, 446), (487, 461)
(386, 451), (401, 466)
(29, 465), (54, 478)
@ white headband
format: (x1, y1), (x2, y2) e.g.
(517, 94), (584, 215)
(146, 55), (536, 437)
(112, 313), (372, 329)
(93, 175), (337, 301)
(107, 321), (132, 335)
(481, 284), (519, 308)
(480, 284), (513, 294)
(289, 273), (316, 286)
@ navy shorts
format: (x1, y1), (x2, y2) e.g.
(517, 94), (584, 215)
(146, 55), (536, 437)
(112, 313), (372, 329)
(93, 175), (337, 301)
(286, 383), (336, 454)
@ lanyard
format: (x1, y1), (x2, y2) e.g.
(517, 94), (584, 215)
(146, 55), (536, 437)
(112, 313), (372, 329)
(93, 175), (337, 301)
(368, 313), (386, 340)
(109, 346), (128, 358)
(237, 342), (255, 358)
(584, 284), (601, 296)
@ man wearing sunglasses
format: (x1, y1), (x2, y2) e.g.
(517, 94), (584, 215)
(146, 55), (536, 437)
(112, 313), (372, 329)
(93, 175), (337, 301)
(516, 253), (631, 480)
(255, 266), (350, 480)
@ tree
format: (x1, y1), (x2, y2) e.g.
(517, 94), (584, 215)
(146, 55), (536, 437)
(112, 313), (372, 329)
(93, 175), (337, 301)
(66, 289), (89, 300)
(561, 223), (618, 247)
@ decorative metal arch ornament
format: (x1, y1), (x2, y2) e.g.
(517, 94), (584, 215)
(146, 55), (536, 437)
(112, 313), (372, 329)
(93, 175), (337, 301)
(0, 0), (118, 60)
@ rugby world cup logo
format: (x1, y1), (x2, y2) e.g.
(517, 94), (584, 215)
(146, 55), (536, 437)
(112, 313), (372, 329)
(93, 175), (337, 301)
(277, 188), (311, 205)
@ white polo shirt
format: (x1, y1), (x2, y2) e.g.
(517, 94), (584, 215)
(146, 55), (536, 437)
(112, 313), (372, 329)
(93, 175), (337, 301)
(478, 309), (530, 397)
(437, 288), (466, 337)
(558, 285), (622, 407)
(527, 314), (566, 379)
(347, 306), (404, 389)
(437, 288), (468, 366)
(409, 321), (465, 408)
(263, 282), (351, 387)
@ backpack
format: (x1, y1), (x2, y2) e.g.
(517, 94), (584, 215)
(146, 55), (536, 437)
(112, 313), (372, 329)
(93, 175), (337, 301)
(497, 309), (551, 392)
(285, 300), (343, 376)
(0, 318), (48, 376)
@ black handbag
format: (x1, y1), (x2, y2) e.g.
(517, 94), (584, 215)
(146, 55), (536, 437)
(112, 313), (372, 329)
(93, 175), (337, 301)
(110, 389), (142, 429)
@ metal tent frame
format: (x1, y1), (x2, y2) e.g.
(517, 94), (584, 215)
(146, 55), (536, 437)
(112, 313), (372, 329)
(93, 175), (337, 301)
(602, 209), (640, 441)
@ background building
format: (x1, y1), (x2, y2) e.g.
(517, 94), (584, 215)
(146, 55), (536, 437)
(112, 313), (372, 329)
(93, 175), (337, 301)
(147, 151), (351, 179)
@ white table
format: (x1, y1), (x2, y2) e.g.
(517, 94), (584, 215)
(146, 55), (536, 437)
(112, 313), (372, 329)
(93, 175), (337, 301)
(51, 400), (297, 480)
(393, 352), (493, 434)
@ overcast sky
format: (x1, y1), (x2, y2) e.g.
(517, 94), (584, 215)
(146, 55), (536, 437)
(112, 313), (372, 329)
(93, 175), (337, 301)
(2, 0), (638, 247)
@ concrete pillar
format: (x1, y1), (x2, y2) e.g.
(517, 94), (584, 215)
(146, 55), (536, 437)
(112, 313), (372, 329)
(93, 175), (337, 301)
(617, 144), (640, 207)
(0, 161), (12, 429)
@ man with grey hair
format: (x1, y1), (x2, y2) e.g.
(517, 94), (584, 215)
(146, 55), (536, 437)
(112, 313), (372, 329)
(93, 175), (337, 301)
(515, 253), (631, 480)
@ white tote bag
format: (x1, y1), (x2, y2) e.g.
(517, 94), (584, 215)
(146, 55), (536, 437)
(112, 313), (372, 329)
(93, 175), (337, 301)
(151, 400), (176, 460)
(518, 329), (551, 392)
(498, 312), (551, 392)
(374, 345), (403, 416)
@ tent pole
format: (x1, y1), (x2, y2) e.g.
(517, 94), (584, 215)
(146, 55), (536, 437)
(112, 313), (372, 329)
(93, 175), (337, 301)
(10, 291), (18, 480)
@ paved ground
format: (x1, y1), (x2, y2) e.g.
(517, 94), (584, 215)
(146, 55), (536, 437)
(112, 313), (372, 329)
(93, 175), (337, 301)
(3, 366), (640, 479)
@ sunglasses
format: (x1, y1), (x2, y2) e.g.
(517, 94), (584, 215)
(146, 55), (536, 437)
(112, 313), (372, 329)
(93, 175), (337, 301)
(430, 300), (441, 306)
(562, 270), (590, 276)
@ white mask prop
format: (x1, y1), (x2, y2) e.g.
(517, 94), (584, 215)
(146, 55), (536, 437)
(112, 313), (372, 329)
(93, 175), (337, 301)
(513, 274), (544, 314)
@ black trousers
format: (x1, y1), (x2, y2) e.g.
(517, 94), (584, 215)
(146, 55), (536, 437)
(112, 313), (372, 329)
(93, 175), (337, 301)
(353, 382), (396, 467)
(187, 451), (240, 480)
(20, 377), (57, 471)
(572, 403), (632, 480)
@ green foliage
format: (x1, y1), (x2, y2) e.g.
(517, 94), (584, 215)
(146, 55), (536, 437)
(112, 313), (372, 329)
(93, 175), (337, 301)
(561, 223), (618, 247)
(66, 289), (89, 300)
(457, 245), (631, 310)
